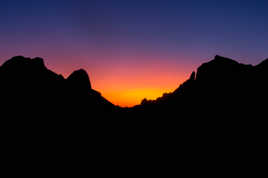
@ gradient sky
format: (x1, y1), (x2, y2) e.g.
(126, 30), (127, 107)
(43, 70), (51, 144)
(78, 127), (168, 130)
(1, 0), (268, 106)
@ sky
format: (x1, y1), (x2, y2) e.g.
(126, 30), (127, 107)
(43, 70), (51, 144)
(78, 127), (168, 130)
(1, 0), (268, 106)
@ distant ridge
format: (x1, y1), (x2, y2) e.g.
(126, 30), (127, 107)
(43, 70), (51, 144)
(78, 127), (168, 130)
(1, 55), (267, 116)
(136, 55), (268, 118)
(1, 55), (267, 167)
(67, 69), (92, 91)
(0, 56), (115, 119)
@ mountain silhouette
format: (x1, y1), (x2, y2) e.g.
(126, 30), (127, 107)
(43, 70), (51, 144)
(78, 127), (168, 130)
(0, 56), (115, 121)
(67, 69), (92, 91)
(1, 55), (267, 119)
(135, 55), (268, 117)
(1, 55), (267, 170)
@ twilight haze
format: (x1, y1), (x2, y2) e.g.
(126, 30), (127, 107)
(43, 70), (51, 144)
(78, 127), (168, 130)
(1, 0), (268, 106)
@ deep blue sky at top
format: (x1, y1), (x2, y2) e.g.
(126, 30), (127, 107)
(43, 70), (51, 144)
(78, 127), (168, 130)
(1, 0), (268, 68)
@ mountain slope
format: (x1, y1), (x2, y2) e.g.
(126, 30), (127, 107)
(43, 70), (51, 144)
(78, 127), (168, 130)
(1, 55), (267, 119)
(0, 56), (115, 120)
(135, 55), (268, 119)
(1, 55), (266, 168)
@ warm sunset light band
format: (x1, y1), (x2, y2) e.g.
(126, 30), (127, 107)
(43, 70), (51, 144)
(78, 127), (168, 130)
(2, 0), (267, 106)
(49, 55), (193, 107)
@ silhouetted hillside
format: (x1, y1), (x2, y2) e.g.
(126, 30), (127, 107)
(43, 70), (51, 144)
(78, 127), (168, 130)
(0, 56), (116, 121)
(1, 55), (268, 119)
(134, 55), (268, 118)
(1, 55), (267, 169)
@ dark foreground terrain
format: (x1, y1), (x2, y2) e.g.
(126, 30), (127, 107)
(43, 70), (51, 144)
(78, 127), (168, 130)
(1, 55), (267, 171)
(1, 55), (267, 116)
(1, 55), (267, 118)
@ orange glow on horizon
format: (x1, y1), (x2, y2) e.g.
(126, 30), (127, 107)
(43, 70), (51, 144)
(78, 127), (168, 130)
(100, 87), (175, 107)
(91, 61), (192, 107)
(45, 54), (194, 107)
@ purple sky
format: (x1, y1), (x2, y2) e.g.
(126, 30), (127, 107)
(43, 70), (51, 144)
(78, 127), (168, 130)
(1, 0), (267, 106)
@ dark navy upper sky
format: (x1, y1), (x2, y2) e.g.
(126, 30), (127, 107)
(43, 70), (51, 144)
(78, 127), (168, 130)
(1, 0), (268, 62)
(1, 0), (268, 105)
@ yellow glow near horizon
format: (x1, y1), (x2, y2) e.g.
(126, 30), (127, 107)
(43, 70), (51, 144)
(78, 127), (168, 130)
(101, 87), (175, 107)
(49, 54), (194, 107)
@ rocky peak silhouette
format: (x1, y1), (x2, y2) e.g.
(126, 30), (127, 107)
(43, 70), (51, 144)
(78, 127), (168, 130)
(2, 56), (45, 70)
(0, 56), (64, 91)
(136, 55), (268, 118)
(1, 55), (267, 168)
(195, 55), (244, 81)
(0, 56), (116, 118)
(67, 69), (92, 91)
(1, 55), (268, 118)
